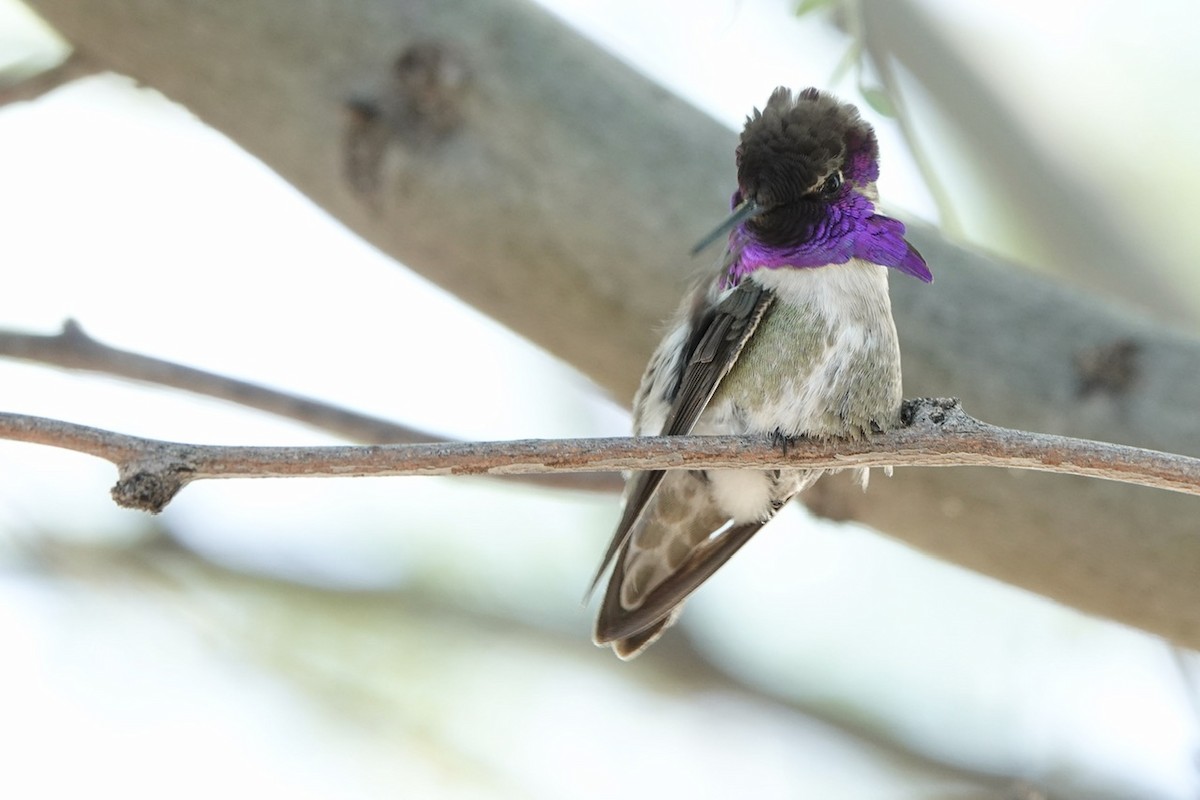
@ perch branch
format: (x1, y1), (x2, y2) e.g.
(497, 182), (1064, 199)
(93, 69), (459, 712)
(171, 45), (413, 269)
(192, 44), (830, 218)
(2, 398), (1197, 513)
(0, 320), (620, 493)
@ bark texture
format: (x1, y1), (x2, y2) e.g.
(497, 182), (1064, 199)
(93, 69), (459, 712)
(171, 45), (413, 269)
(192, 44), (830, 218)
(21, 0), (1200, 645)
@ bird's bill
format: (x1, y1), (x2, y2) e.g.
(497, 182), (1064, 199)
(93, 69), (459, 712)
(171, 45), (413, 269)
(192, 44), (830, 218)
(690, 198), (762, 255)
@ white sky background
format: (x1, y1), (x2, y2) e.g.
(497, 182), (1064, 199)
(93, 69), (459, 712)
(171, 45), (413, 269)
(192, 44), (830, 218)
(1, 1), (1199, 798)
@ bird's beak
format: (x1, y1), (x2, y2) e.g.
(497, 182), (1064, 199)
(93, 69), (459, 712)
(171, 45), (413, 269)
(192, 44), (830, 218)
(690, 198), (762, 255)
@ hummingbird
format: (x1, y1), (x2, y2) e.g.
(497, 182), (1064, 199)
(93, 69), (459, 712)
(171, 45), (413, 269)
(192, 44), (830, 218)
(589, 86), (933, 659)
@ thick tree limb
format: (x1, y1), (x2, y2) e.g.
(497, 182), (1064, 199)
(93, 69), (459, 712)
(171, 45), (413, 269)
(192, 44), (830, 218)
(17, 0), (1200, 645)
(0, 320), (621, 493)
(3, 399), (1197, 515)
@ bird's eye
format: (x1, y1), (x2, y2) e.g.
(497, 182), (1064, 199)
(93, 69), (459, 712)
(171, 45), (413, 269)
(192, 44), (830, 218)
(820, 171), (844, 197)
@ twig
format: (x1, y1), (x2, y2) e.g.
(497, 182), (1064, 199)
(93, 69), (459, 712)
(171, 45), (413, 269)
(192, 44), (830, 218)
(851, 15), (964, 234)
(0, 320), (621, 493)
(1, 398), (1197, 513)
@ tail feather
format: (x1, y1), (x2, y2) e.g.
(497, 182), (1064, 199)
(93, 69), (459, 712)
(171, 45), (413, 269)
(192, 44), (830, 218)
(593, 469), (768, 658)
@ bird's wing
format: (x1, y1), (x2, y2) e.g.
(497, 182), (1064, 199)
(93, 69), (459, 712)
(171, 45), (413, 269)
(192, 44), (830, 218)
(588, 280), (774, 652)
(659, 277), (774, 435)
(586, 279), (774, 593)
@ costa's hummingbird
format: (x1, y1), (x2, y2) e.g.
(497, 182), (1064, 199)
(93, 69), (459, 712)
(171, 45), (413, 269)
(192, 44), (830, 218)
(590, 87), (933, 659)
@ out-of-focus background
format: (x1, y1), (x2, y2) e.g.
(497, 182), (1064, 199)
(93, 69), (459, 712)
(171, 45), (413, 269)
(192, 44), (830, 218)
(2, 1), (1199, 797)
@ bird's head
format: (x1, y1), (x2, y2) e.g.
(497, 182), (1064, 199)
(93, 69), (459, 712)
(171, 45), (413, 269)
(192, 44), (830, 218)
(734, 86), (877, 245)
(696, 87), (931, 284)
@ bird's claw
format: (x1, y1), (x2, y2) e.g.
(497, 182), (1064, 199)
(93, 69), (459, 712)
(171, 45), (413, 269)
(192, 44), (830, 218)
(770, 428), (794, 456)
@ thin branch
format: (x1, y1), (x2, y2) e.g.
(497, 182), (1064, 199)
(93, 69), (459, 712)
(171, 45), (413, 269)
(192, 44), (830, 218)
(2, 398), (1197, 514)
(849, 13), (964, 234)
(829, 0), (962, 232)
(0, 320), (621, 493)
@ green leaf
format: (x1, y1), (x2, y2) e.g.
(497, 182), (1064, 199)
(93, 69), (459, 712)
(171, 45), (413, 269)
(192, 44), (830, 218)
(795, 0), (836, 17)
(859, 86), (897, 117)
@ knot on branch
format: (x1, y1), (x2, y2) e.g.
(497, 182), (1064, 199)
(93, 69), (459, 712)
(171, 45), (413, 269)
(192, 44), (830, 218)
(111, 463), (193, 513)
(59, 317), (91, 344)
(390, 41), (470, 141)
(343, 40), (470, 193)
(901, 397), (976, 432)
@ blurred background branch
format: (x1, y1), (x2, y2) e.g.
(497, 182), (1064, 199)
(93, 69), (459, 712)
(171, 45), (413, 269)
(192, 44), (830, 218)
(0, 46), (92, 104)
(852, 0), (1192, 321)
(11, 530), (1016, 796)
